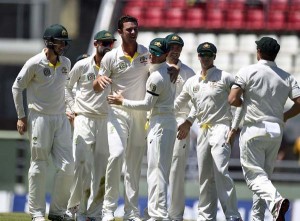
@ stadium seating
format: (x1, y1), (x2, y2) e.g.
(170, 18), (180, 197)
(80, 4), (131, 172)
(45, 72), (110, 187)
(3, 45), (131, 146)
(165, 8), (185, 28)
(185, 8), (205, 29)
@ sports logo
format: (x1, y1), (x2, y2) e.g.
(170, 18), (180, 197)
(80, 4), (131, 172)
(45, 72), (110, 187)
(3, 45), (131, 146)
(62, 29), (68, 37)
(43, 68), (51, 77)
(203, 43), (211, 49)
(149, 83), (157, 92)
(154, 41), (162, 47)
(87, 73), (96, 81)
(192, 85), (200, 93)
(17, 77), (22, 81)
(61, 67), (68, 75)
(117, 61), (127, 71)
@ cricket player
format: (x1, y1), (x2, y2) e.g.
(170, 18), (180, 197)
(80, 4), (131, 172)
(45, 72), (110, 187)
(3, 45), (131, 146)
(165, 33), (195, 221)
(92, 15), (150, 221)
(12, 24), (74, 221)
(108, 37), (177, 221)
(175, 42), (242, 221)
(228, 36), (300, 221)
(65, 30), (116, 221)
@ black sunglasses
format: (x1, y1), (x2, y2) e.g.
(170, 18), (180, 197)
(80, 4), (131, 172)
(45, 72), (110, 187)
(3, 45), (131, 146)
(100, 41), (113, 47)
(198, 52), (215, 57)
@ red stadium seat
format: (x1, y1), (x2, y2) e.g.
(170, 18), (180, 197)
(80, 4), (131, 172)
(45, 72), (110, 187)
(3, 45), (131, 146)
(122, 6), (144, 25)
(143, 7), (164, 28)
(165, 8), (185, 28)
(206, 0), (227, 10)
(185, 8), (205, 29)
(143, 0), (166, 7)
(124, 0), (145, 7)
(289, 0), (300, 11)
(266, 10), (286, 31)
(269, 0), (289, 11)
(245, 8), (265, 30)
(169, 0), (187, 8)
(205, 9), (224, 30)
(287, 11), (300, 31)
(225, 9), (244, 30)
(227, 0), (246, 10)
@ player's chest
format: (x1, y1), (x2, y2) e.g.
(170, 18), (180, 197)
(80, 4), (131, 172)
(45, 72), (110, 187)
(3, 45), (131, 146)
(190, 80), (225, 99)
(112, 56), (149, 76)
(35, 65), (68, 83)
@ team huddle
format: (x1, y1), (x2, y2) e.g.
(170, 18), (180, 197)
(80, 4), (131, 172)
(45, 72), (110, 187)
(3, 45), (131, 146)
(11, 15), (300, 221)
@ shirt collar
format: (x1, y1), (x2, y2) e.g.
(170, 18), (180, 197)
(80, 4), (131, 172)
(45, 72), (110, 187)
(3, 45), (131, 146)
(149, 61), (166, 73)
(200, 66), (216, 81)
(258, 59), (277, 67)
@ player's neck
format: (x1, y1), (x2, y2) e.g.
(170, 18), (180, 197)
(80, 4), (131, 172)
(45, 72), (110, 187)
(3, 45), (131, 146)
(167, 57), (179, 65)
(122, 42), (137, 58)
(94, 54), (102, 67)
(45, 48), (58, 66)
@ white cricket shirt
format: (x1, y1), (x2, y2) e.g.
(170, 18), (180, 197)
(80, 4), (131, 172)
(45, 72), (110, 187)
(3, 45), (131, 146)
(65, 55), (109, 117)
(12, 49), (71, 118)
(175, 66), (234, 126)
(234, 59), (300, 125)
(98, 44), (149, 101)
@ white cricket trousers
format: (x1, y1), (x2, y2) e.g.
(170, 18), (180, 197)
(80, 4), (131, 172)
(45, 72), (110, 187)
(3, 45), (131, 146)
(196, 123), (241, 221)
(68, 114), (109, 218)
(147, 115), (177, 221)
(239, 123), (284, 221)
(168, 116), (190, 221)
(102, 106), (147, 219)
(27, 110), (74, 218)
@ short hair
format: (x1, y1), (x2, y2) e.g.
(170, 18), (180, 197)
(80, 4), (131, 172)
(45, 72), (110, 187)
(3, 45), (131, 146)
(118, 15), (138, 30)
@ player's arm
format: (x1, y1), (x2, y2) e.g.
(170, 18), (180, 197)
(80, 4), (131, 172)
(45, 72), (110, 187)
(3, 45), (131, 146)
(108, 90), (159, 111)
(12, 62), (35, 135)
(228, 86), (243, 107)
(284, 96), (300, 122)
(93, 57), (112, 92)
(168, 64), (180, 83)
(177, 106), (196, 140)
(174, 78), (192, 111)
(65, 63), (81, 113)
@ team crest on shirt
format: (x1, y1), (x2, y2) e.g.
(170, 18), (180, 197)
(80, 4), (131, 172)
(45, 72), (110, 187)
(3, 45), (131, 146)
(43, 68), (51, 77)
(149, 83), (157, 92)
(192, 85), (200, 93)
(117, 61), (127, 71)
(140, 56), (148, 64)
(61, 67), (68, 75)
(87, 73), (96, 81)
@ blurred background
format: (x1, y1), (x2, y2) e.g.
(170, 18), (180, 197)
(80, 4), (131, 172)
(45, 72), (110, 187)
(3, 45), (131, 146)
(0, 0), (300, 220)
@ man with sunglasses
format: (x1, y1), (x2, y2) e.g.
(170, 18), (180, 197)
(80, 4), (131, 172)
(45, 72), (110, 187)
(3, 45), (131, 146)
(12, 24), (74, 221)
(229, 37), (300, 221)
(65, 30), (116, 221)
(174, 42), (242, 221)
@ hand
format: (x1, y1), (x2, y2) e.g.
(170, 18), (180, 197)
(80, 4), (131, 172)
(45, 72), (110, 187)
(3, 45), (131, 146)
(177, 120), (192, 140)
(17, 117), (27, 135)
(226, 128), (237, 147)
(107, 91), (124, 105)
(93, 75), (112, 92)
(167, 64), (180, 83)
(66, 112), (75, 127)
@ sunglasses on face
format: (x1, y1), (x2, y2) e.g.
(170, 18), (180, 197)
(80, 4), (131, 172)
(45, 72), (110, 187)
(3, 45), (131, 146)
(99, 41), (113, 47)
(198, 52), (215, 57)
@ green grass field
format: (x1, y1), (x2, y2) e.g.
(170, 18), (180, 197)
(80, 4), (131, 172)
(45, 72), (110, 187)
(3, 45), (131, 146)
(0, 213), (35, 221)
(0, 213), (124, 221)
